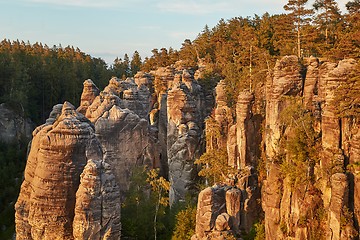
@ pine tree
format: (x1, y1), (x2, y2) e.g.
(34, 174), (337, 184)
(123, 53), (130, 78)
(271, 14), (296, 56)
(346, 0), (360, 14)
(112, 57), (126, 78)
(313, 0), (341, 47)
(130, 50), (142, 76)
(284, 0), (314, 57)
(332, 1), (360, 59)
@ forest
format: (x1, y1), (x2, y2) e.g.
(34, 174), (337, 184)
(0, 0), (359, 239)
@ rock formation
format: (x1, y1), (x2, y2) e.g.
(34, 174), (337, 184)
(261, 56), (359, 239)
(95, 105), (152, 196)
(192, 56), (360, 239)
(167, 69), (205, 204)
(82, 77), (158, 196)
(15, 59), (213, 238)
(15, 54), (359, 240)
(192, 185), (242, 239)
(15, 102), (121, 240)
(0, 103), (34, 143)
(77, 79), (100, 115)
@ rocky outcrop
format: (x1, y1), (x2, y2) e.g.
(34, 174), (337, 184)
(260, 56), (359, 239)
(0, 103), (34, 143)
(86, 77), (152, 120)
(235, 91), (256, 169)
(77, 79), (100, 115)
(79, 77), (159, 196)
(95, 105), (152, 196)
(213, 80), (233, 149)
(73, 159), (121, 240)
(192, 185), (241, 239)
(15, 102), (121, 240)
(265, 55), (303, 160)
(193, 56), (359, 240)
(167, 70), (205, 204)
(303, 56), (320, 109)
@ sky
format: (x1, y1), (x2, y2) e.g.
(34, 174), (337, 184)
(0, 0), (349, 65)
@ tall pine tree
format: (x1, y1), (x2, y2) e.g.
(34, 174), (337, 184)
(130, 50), (142, 75)
(313, 0), (341, 49)
(284, 0), (314, 57)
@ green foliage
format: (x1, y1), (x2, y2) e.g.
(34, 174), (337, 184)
(313, 0), (341, 49)
(334, 61), (360, 118)
(196, 69), (221, 93)
(346, 0), (360, 14)
(121, 167), (172, 240)
(142, 47), (179, 71)
(172, 205), (197, 240)
(254, 222), (266, 240)
(195, 148), (232, 185)
(147, 168), (170, 207)
(0, 141), (27, 239)
(341, 206), (354, 229)
(283, 0), (314, 57)
(279, 97), (320, 188)
(243, 221), (265, 240)
(0, 40), (113, 124)
(130, 50), (142, 75)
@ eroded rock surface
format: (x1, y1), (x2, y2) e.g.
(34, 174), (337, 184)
(193, 185), (240, 240)
(15, 102), (121, 240)
(77, 79), (100, 115)
(167, 70), (205, 204)
(0, 103), (34, 143)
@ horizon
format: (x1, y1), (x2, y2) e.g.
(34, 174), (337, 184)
(1, 0), (349, 65)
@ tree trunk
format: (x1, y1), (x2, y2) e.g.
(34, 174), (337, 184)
(154, 190), (161, 240)
(297, 21), (301, 58)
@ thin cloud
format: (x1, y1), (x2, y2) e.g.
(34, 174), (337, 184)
(24, 0), (128, 8)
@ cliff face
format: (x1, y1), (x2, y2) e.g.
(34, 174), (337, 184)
(15, 75), (157, 239)
(263, 57), (359, 239)
(0, 103), (34, 143)
(15, 102), (121, 240)
(15, 61), (213, 238)
(83, 77), (157, 196)
(167, 69), (205, 204)
(16, 55), (359, 239)
(193, 56), (360, 239)
(262, 57), (357, 239)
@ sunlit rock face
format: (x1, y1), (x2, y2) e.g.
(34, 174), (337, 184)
(192, 185), (241, 240)
(73, 159), (121, 240)
(15, 102), (121, 240)
(95, 105), (152, 197)
(261, 56), (359, 239)
(167, 70), (205, 205)
(77, 79), (100, 115)
(191, 56), (359, 239)
(83, 78), (158, 197)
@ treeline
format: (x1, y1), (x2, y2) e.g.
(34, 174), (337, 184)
(1, 0), (359, 124)
(0, 40), (144, 124)
(141, 0), (360, 105)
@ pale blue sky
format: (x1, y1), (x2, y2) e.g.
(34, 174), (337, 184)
(0, 0), (348, 65)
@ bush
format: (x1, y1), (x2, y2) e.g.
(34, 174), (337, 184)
(172, 205), (197, 240)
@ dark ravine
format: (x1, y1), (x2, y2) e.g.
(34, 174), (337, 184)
(14, 56), (360, 239)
